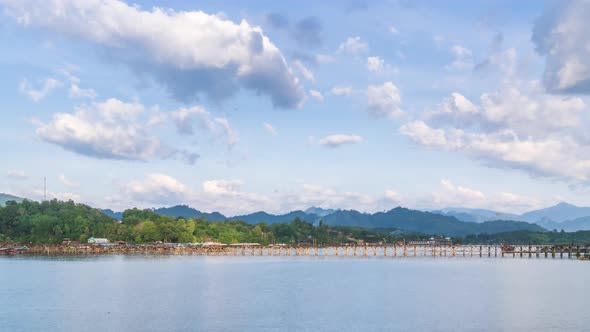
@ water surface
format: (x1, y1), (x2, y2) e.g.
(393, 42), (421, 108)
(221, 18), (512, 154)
(1, 255), (588, 331)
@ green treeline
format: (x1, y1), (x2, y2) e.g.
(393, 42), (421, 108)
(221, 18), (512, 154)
(0, 200), (407, 245)
(459, 230), (590, 245)
(2, 200), (590, 245)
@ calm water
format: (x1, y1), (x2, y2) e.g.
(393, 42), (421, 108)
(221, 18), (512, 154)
(1, 255), (589, 332)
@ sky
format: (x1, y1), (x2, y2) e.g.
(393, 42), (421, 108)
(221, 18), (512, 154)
(1, 0), (590, 215)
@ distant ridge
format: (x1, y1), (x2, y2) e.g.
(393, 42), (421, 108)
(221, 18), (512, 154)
(0, 193), (24, 206)
(431, 203), (590, 231)
(119, 204), (545, 237)
(321, 207), (544, 236)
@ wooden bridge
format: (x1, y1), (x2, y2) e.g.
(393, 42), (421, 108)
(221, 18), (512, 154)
(15, 243), (590, 258)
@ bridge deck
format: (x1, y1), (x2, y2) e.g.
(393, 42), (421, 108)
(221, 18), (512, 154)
(10, 244), (590, 258)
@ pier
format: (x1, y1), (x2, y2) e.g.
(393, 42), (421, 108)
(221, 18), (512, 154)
(9, 243), (590, 258)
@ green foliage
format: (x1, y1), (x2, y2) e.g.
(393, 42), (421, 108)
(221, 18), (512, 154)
(0, 199), (116, 244)
(458, 230), (590, 245)
(2, 200), (587, 246)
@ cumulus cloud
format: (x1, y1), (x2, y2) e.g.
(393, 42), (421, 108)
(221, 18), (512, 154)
(367, 56), (384, 72)
(366, 81), (403, 118)
(170, 107), (239, 148)
(367, 56), (398, 75)
(36, 98), (199, 164)
(113, 174), (270, 215)
(400, 70), (590, 182)
(3, 0), (304, 108)
(446, 45), (473, 70)
(337, 36), (368, 55)
(19, 78), (61, 102)
(262, 122), (278, 136)
(318, 134), (362, 148)
(123, 174), (193, 206)
(533, 0), (590, 93)
(428, 179), (542, 213)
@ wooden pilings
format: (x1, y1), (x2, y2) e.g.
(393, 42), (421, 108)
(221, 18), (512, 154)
(11, 243), (590, 258)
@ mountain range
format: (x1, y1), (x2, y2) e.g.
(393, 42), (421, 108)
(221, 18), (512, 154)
(4, 191), (590, 234)
(435, 202), (590, 231)
(101, 204), (544, 237)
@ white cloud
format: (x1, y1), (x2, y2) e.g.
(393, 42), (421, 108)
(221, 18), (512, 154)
(330, 85), (354, 96)
(28, 189), (81, 202)
(202, 179), (244, 195)
(59, 174), (79, 188)
(114, 174), (270, 215)
(400, 121), (447, 147)
(123, 174), (193, 206)
(401, 77), (590, 181)
(446, 45), (473, 70)
(170, 107), (239, 148)
(318, 134), (362, 148)
(69, 84), (97, 99)
(367, 56), (384, 72)
(309, 89), (324, 102)
(36, 98), (199, 164)
(262, 122), (278, 136)
(6, 170), (28, 180)
(388, 25), (399, 35)
(367, 56), (398, 75)
(292, 60), (314, 82)
(19, 78), (61, 102)
(366, 81), (403, 118)
(532, 0), (590, 93)
(337, 36), (368, 55)
(427, 179), (542, 213)
(3, 0), (304, 108)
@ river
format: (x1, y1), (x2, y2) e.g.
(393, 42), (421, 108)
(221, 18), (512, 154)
(1, 255), (588, 331)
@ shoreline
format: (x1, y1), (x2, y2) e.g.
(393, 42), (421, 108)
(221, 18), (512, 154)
(2, 243), (589, 259)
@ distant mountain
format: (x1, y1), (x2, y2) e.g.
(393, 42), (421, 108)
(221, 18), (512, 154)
(0, 193), (24, 206)
(520, 202), (590, 223)
(153, 205), (227, 221)
(434, 208), (522, 223)
(304, 206), (336, 217)
(535, 216), (590, 232)
(231, 210), (319, 224)
(100, 209), (123, 220)
(322, 207), (544, 237)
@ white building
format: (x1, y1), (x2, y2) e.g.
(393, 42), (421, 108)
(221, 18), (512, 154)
(87, 237), (109, 244)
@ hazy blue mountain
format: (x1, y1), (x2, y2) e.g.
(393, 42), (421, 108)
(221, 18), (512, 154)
(0, 193), (24, 206)
(322, 207), (545, 236)
(534, 216), (590, 232)
(153, 205), (227, 221)
(304, 206), (336, 217)
(231, 210), (319, 224)
(520, 202), (590, 223)
(100, 209), (123, 220)
(434, 208), (522, 223)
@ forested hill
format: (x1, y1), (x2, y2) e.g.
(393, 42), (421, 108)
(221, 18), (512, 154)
(0, 199), (116, 243)
(0, 193), (24, 206)
(321, 207), (546, 236)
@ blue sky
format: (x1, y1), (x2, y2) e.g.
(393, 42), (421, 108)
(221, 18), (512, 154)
(1, 0), (590, 215)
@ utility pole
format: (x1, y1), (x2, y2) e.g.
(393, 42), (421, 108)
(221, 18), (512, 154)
(44, 177), (47, 201)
